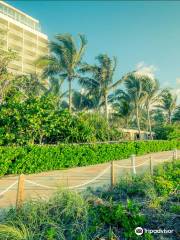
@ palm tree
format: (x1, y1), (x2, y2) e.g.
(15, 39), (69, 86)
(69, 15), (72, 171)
(160, 89), (177, 124)
(79, 54), (122, 121)
(46, 76), (68, 107)
(72, 90), (100, 111)
(123, 72), (147, 139)
(172, 105), (180, 123)
(141, 77), (161, 139)
(36, 33), (87, 112)
(110, 89), (133, 128)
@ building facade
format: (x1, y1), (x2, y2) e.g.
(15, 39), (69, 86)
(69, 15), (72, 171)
(0, 1), (48, 75)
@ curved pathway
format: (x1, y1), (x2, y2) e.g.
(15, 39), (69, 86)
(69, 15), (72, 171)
(0, 150), (179, 208)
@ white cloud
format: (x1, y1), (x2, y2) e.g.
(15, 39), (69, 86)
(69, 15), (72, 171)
(135, 61), (157, 79)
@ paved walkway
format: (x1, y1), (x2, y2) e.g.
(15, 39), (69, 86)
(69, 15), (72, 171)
(0, 150), (179, 208)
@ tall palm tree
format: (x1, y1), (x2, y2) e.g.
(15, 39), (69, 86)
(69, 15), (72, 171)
(123, 72), (147, 139)
(160, 89), (177, 124)
(141, 77), (161, 139)
(46, 76), (68, 107)
(172, 105), (180, 123)
(110, 89), (133, 128)
(36, 33), (87, 112)
(79, 54), (122, 121)
(72, 90), (100, 111)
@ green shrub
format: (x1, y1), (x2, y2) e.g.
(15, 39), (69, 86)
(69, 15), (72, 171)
(154, 124), (180, 140)
(1, 190), (88, 240)
(0, 140), (179, 176)
(0, 99), (123, 146)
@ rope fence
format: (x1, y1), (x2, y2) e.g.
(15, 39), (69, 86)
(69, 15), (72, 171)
(0, 149), (179, 208)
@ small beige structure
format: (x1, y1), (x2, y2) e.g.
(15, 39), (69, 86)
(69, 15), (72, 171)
(120, 128), (155, 140)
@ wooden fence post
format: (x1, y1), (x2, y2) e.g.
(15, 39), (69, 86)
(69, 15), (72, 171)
(149, 155), (153, 175)
(16, 174), (25, 208)
(111, 161), (115, 188)
(131, 155), (136, 175)
(174, 149), (177, 161)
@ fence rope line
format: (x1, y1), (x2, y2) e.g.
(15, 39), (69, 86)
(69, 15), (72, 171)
(114, 158), (150, 169)
(135, 159), (150, 167)
(154, 155), (179, 163)
(25, 179), (57, 190)
(66, 166), (111, 189)
(0, 181), (18, 197)
(114, 163), (132, 169)
(25, 165), (111, 190)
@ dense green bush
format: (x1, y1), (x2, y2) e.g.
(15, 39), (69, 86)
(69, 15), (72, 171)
(0, 140), (179, 176)
(78, 113), (123, 141)
(154, 124), (180, 140)
(0, 97), (122, 146)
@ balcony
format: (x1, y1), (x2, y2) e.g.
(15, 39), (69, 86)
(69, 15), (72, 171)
(24, 34), (37, 42)
(9, 62), (22, 71)
(23, 44), (36, 53)
(23, 53), (36, 62)
(9, 28), (23, 38)
(9, 32), (22, 41)
(8, 39), (23, 52)
(8, 68), (22, 75)
(23, 57), (36, 66)
(38, 36), (48, 44)
(0, 22), (8, 30)
(24, 30), (36, 39)
(24, 39), (37, 49)
(11, 59), (22, 67)
(38, 40), (48, 48)
(9, 22), (23, 32)
(38, 46), (48, 53)
(23, 63), (36, 74)
(23, 48), (36, 57)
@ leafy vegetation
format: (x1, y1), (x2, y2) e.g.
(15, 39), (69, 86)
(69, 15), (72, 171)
(154, 124), (180, 140)
(0, 160), (179, 239)
(0, 96), (121, 145)
(0, 31), (179, 144)
(0, 140), (179, 176)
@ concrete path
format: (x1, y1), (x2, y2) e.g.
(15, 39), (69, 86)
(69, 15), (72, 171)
(0, 150), (179, 208)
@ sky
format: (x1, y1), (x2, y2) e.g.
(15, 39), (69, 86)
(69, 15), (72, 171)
(6, 0), (180, 99)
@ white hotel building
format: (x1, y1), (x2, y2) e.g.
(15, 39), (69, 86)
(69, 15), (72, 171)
(0, 1), (48, 75)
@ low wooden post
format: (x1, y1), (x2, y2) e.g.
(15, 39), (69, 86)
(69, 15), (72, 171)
(16, 174), (25, 208)
(149, 155), (153, 175)
(131, 155), (136, 175)
(111, 161), (115, 188)
(173, 149), (177, 160)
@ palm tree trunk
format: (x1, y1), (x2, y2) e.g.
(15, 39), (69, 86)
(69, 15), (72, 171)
(168, 110), (171, 124)
(68, 78), (72, 112)
(147, 107), (153, 140)
(136, 105), (141, 140)
(104, 92), (109, 122)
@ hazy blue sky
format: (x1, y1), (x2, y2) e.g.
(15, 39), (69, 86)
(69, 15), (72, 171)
(6, 0), (180, 96)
